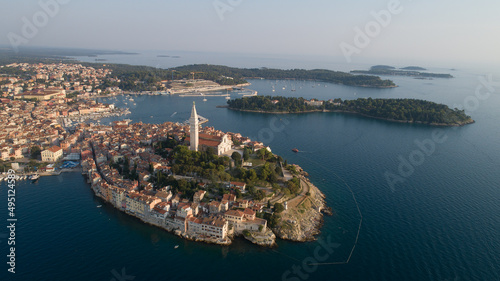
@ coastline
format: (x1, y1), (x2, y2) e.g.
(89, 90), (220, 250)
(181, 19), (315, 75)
(85, 168), (326, 247)
(272, 178), (329, 242)
(82, 137), (327, 247)
(227, 108), (475, 127)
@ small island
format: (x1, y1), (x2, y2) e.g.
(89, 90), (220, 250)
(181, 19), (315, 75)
(227, 96), (474, 126)
(351, 65), (453, 79)
(400, 66), (427, 71)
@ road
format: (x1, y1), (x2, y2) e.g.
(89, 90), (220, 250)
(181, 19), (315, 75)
(284, 177), (310, 209)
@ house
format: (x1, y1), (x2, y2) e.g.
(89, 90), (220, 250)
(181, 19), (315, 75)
(222, 194), (237, 206)
(304, 99), (324, 107)
(176, 204), (193, 218)
(243, 208), (256, 220)
(230, 181), (246, 191)
(224, 209), (245, 224)
(220, 200), (229, 212)
(193, 190), (206, 203)
(186, 216), (203, 234)
(200, 216), (228, 239)
(224, 209), (267, 233)
(209, 201), (221, 214)
(41, 146), (63, 162)
(156, 190), (173, 202)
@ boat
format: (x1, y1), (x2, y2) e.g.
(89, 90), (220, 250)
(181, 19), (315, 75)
(97, 205), (102, 208)
(225, 96), (230, 100)
(30, 174), (40, 182)
(174, 245), (179, 249)
(203, 98), (207, 102)
(292, 148), (299, 153)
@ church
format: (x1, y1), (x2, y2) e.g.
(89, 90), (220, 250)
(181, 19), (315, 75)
(186, 102), (233, 156)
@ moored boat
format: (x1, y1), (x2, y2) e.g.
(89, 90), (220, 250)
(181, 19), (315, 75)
(30, 174), (40, 182)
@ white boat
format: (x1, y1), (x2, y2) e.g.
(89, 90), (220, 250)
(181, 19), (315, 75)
(97, 205), (102, 208)
(174, 245), (179, 249)
(225, 96), (230, 99)
(203, 98), (207, 102)
(30, 174), (40, 182)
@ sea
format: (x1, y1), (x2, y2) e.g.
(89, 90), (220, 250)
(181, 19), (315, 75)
(1, 51), (499, 281)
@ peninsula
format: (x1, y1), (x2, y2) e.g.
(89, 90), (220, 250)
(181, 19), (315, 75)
(351, 65), (453, 79)
(227, 96), (474, 126)
(81, 104), (330, 247)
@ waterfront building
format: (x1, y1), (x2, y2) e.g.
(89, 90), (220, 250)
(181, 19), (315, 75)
(41, 145), (63, 162)
(200, 216), (228, 239)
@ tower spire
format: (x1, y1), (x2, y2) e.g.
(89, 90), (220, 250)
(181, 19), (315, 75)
(191, 101), (198, 119)
(189, 101), (199, 151)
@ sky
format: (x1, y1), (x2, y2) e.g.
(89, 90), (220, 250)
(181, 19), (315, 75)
(1, 0), (499, 67)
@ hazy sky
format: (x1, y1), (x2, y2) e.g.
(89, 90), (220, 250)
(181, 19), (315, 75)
(1, 0), (499, 66)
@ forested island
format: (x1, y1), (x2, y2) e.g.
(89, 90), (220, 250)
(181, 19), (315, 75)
(227, 96), (474, 126)
(351, 65), (453, 79)
(171, 64), (396, 88)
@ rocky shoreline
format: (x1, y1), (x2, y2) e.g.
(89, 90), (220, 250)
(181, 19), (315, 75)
(272, 172), (331, 242)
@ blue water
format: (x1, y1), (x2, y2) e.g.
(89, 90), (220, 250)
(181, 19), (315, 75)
(1, 56), (499, 281)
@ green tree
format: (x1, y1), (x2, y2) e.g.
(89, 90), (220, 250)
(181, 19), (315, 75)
(274, 203), (285, 213)
(231, 151), (242, 167)
(247, 169), (257, 182)
(30, 146), (41, 159)
(258, 148), (267, 160)
(243, 148), (250, 161)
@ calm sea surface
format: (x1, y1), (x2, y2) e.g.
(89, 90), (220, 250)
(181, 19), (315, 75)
(1, 54), (499, 281)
